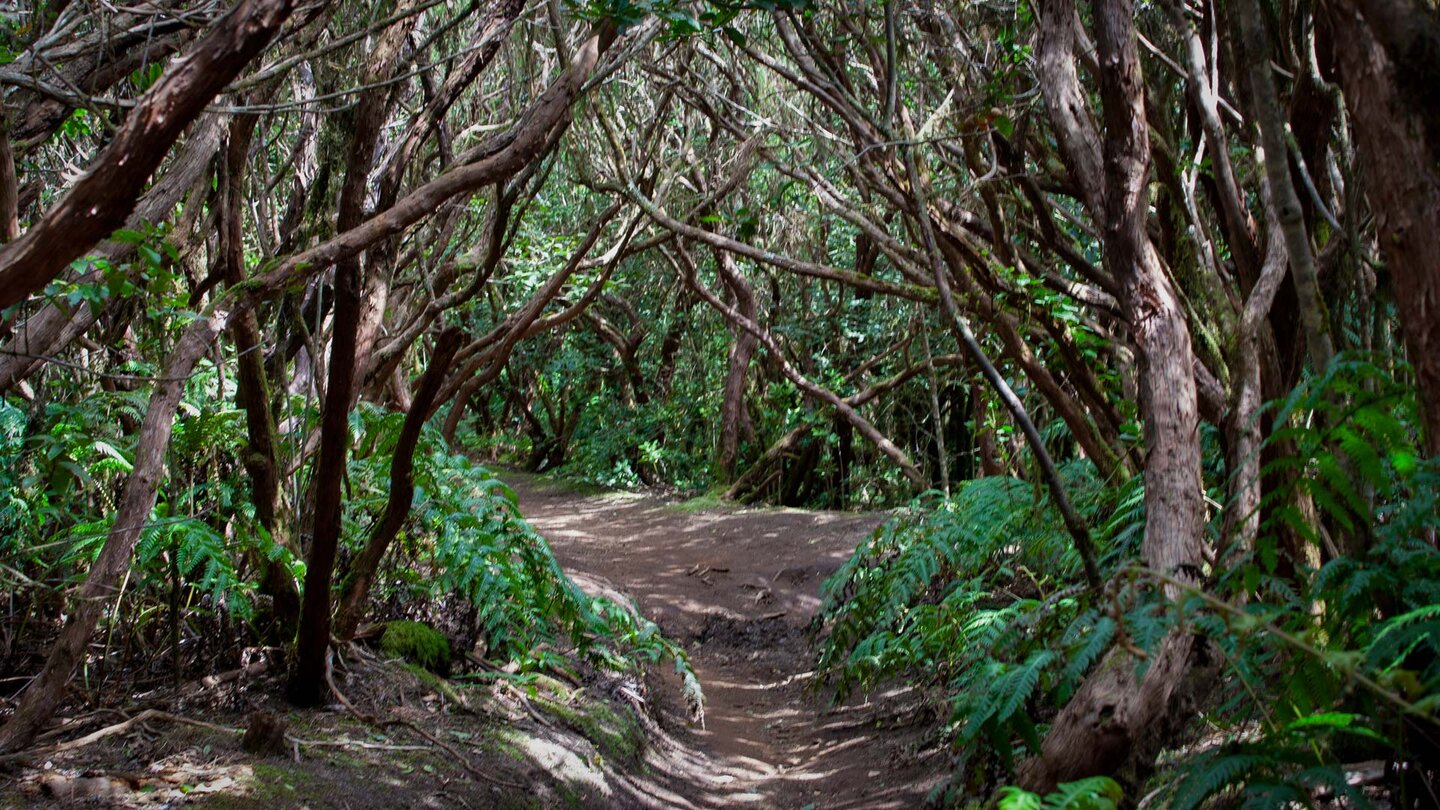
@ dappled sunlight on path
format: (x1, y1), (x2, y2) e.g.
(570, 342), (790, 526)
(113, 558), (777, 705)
(507, 474), (947, 809)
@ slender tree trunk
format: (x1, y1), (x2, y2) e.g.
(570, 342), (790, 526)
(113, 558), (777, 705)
(219, 114), (301, 635)
(286, 261), (362, 707)
(333, 329), (462, 641)
(1236, 0), (1334, 371)
(972, 379), (1003, 477)
(1222, 190), (1289, 562)
(0, 315), (227, 753)
(0, 127), (19, 243)
(287, 9), (418, 705)
(717, 253), (759, 481)
(921, 327), (949, 494)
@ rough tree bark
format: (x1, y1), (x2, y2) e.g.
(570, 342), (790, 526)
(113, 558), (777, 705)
(1223, 186), (1290, 561)
(1326, 0), (1440, 457)
(1019, 0), (1212, 790)
(0, 127), (18, 243)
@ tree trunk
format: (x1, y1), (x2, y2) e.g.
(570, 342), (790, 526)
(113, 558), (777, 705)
(286, 259), (362, 707)
(717, 253), (759, 481)
(287, 9), (417, 705)
(1327, 0), (1440, 456)
(0, 315), (227, 753)
(333, 329), (462, 641)
(219, 114), (302, 636)
(1020, 0), (1210, 789)
(1236, 0), (1334, 372)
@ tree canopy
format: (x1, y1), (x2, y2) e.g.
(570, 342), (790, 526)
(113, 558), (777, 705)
(1, 0), (1438, 804)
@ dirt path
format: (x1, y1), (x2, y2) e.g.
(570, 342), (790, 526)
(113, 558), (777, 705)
(507, 474), (947, 809)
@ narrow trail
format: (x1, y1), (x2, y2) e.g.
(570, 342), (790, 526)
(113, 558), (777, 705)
(507, 474), (948, 809)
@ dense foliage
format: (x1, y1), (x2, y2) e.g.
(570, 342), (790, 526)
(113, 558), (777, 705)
(817, 356), (1440, 804)
(1, 0), (1438, 804)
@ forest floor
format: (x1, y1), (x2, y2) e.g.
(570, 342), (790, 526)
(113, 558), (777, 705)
(508, 473), (949, 808)
(2, 474), (948, 809)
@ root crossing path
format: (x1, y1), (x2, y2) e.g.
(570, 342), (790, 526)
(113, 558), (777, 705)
(508, 474), (948, 809)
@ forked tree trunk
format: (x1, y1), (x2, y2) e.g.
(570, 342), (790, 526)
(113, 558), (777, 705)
(286, 258), (363, 708)
(1222, 185), (1290, 562)
(1020, 0), (1210, 790)
(287, 9), (419, 705)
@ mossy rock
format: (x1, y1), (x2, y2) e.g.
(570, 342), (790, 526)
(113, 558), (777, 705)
(379, 620), (452, 675)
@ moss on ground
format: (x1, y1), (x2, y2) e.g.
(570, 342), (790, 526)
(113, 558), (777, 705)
(537, 694), (646, 768)
(380, 620), (452, 674)
(671, 490), (730, 513)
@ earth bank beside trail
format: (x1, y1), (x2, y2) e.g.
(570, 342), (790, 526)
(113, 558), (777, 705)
(508, 473), (949, 808)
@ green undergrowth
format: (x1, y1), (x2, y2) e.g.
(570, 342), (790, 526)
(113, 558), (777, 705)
(345, 404), (703, 717)
(669, 488), (732, 513)
(816, 357), (1440, 806)
(215, 663), (649, 809)
(535, 693), (647, 769)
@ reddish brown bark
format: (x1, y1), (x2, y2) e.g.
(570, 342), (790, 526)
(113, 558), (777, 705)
(0, 127), (18, 243)
(1328, 1), (1440, 456)
(288, 8), (419, 707)
(333, 329), (463, 641)
(0, 114), (227, 395)
(0, 0), (299, 312)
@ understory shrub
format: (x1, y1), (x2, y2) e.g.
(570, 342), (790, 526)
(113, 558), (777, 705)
(816, 356), (1440, 806)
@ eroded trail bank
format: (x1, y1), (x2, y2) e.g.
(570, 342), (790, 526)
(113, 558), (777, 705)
(508, 474), (948, 809)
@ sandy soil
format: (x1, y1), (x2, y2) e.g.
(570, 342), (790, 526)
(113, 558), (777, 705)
(508, 474), (949, 809)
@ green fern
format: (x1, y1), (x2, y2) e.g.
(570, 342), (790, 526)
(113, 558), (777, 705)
(998, 777), (1122, 810)
(342, 405), (703, 716)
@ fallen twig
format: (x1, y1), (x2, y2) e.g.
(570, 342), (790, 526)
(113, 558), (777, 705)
(38, 710), (241, 756)
(287, 736), (431, 752)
